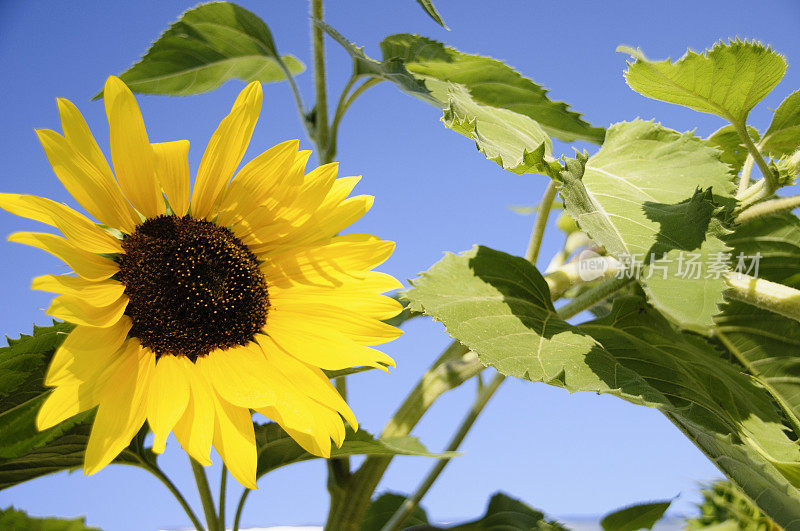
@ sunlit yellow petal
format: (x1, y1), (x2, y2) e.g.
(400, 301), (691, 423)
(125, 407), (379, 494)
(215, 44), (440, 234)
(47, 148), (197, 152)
(84, 343), (154, 475)
(198, 343), (276, 409)
(173, 363), (215, 466)
(153, 140), (191, 216)
(9, 232), (118, 280)
(216, 140), (299, 227)
(191, 82), (263, 219)
(211, 393), (257, 489)
(147, 355), (190, 454)
(269, 302), (402, 346)
(0, 193), (122, 253)
(257, 335), (357, 429)
(46, 293), (128, 328)
(46, 319), (132, 386)
(33, 275), (126, 307)
(266, 308), (394, 370)
(37, 384), (98, 430)
(104, 76), (164, 219)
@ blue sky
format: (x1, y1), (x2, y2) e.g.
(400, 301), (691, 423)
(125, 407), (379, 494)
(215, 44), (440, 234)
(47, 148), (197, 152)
(1, 1), (800, 529)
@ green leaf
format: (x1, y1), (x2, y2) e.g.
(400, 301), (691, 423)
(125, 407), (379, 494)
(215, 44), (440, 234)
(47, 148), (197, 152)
(404, 245), (663, 403)
(762, 89), (800, 158)
(0, 322), (92, 460)
(442, 83), (557, 175)
(361, 493), (429, 531)
(558, 120), (735, 330)
(255, 423), (456, 479)
(414, 0), (448, 28)
(0, 507), (99, 531)
(381, 33), (605, 144)
(619, 40), (786, 126)
(600, 500), (672, 531)
(444, 492), (567, 530)
(715, 212), (800, 430)
(407, 245), (800, 526)
(102, 2), (304, 97)
(580, 297), (800, 528)
(707, 124), (761, 174)
(314, 21), (430, 98)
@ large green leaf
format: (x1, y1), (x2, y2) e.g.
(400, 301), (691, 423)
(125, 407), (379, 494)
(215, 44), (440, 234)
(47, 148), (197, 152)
(0, 322), (91, 460)
(413, 0), (447, 28)
(600, 500), (672, 531)
(715, 212), (800, 429)
(404, 245), (662, 403)
(558, 120), (735, 330)
(580, 297), (800, 528)
(620, 40), (786, 126)
(380, 34), (605, 144)
(0, 507), (99, 531)
(762, 90), (800, 158)
(255, 423), (456, 479)
(406, 245), (800, 527)
(103, 2), (304, 97)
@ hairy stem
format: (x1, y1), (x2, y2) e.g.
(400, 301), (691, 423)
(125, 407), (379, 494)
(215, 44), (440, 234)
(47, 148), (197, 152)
(556, 276), (632, 320)
(274, 55), (309, 138)
(232, 489), (251, 531)
(190, 458), (218, 531)
(736, 194), (800, 224)
(734, 122), (777, 195)
(737, 153), (756, 196)
(328, 77), (383, 161)
(311, 0), (330, 162)
(725, 273), (800, 324)
(382, 372), (506, 531)
(525, 181), (559, 264)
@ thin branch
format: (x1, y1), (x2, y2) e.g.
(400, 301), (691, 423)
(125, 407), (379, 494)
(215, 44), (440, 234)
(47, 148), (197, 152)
(233, 489), (252, 531)
(138, 457), (205, 531)
(525, 181), (559, 264)
(736, 194), (800, 224)
(734, 122), (777, 195)
(218, 466), (228, 531)
(311, 0), (330, 161)
(190, 457), (219, 531)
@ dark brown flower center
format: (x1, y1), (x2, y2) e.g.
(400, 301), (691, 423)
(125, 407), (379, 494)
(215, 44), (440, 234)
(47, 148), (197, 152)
(117, 215), (269, 361)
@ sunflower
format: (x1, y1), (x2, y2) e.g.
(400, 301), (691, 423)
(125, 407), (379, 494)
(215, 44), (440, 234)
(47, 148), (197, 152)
(0, 76), (403, 488)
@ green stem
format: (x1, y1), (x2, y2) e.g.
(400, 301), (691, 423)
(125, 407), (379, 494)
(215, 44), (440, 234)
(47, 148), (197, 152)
(311, 0), (330, 162)
(274, 55), (309, 138)
(556, 276), (633, 320)
(525, 181), (559, 264)
(381, 372), (506, 531)
(328, 77), (383, 161)
(190, 458), (219, 531)
(139, 458), (205, 531)
(218, 466), (228, 531)
(724, 272), (800, 323)
(233, 489), (251, 531)
(734, 122), (777, 195)
(737, 153), (756, 196)
(736, 194), (800, 224)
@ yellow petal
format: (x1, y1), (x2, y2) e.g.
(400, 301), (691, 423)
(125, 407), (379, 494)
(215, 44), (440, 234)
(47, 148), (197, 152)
(46, 319), (132, 386)
(33, 275), (126, 307)
(85, 343), (154, 475)
(147, 355), (190, 454)
(9, 232), (118, 280)
(268, 302), (402, 346)
(0, 193), (122, 253)
(271, 285), (404, 321)
(36, 128), (138, 234)
(198, 343), (276, 409)
(266, 308), (394, 371)
(260, 234), (395, 289)
(256, 397), (334, 458)
(173, 363), (215, 466)
(37, 384), (99, 430)
(153, 140), (191, 216)
(216, 140), (299, 227)
(47, 294), (128, 328)
(211, 392), (257, 489)
(104, 76), (164, 219)
(57, 98), (116, 190)
(257, 335), (357, 430)
(192, 82), (263, 219)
